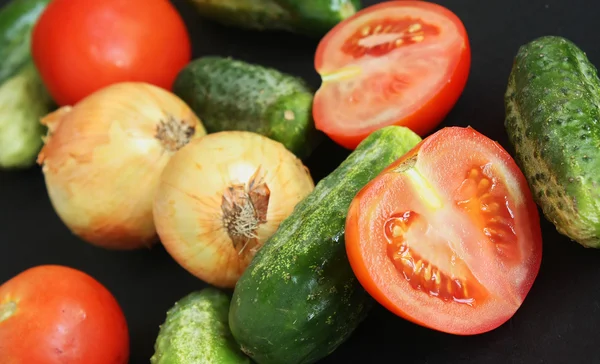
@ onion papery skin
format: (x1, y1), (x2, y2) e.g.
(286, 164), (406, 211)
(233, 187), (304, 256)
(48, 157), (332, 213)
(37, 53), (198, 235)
(153, 131), (315, 288)
(37, 82), (206, 250)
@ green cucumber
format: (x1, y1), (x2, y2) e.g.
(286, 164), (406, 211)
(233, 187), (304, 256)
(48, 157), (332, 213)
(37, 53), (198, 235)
(229, 126), (422, 364)
(173, 56), (322, 159)
(151, 288), (250, 364)
(186, 0), (360, 37)
(505, 35), (600, 248)
(281, 0), (359, 36)
(0, 0), (50, 84)
(0, 61), (53, 169)
(0, 0), (53, 169)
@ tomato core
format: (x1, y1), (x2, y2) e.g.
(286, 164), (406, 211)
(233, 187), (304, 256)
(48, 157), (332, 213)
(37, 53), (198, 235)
(342, 18), (440, 59)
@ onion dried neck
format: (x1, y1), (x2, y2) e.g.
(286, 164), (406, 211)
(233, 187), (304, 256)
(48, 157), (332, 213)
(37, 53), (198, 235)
(221, 167), (271, 256)
(155, 115), (195, 152)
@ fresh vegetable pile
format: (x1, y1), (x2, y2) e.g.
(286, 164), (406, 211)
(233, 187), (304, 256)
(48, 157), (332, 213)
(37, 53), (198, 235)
(1, 0), (599, 363)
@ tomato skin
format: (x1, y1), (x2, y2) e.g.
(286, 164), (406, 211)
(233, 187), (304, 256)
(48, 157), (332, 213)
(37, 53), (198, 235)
(31, 0), (192, 106)
(0, 265), (129, 364)
(345, 127), (542, 335)
(313, 1), (471, 150)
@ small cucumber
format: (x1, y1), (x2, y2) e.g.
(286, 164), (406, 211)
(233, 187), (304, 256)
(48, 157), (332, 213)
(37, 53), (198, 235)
(173, 56), (322, 159)
(186, 0), (360, 37)
(0, 0), (50, 84)
(229, 126), (422, 364)
(505, 35), (600, 248)
(0, 0), (53, 169)
(151, 288), (250, 364)
(0, 61), (53, 169)
(281, 0), (360, 36)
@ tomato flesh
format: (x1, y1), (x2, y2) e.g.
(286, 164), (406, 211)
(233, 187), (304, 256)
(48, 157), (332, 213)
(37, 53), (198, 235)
(454, 165), (521, 262)
(313, 1), (471, 150)
(345, 127), (542, 335)
(0, 265), (129, 363)
(384, 210), (487, 306)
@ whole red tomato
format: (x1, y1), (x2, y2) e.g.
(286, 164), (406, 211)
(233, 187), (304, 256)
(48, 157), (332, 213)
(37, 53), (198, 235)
(31, 0), (192, 106)
(0, 265), (129, 364)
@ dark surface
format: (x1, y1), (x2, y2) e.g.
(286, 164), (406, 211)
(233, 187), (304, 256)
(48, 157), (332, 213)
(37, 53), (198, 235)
(1, 0), (600, 363)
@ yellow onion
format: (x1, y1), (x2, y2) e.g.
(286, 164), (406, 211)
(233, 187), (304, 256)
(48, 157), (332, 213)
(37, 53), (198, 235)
(153, 131), (315, 288)
(37, 82), (206, 250)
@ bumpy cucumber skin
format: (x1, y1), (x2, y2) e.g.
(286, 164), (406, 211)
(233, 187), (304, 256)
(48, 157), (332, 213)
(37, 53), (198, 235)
(229, 126), (422, 364)
(187, 0), (292, 31)
(151, 289), (250, 364)
(505, 35), (600, 248)
(186, 0), (359, 36)
(0, 0), (51, 84)
(281, 0), (361, 36)
(173, 56), (322, 159)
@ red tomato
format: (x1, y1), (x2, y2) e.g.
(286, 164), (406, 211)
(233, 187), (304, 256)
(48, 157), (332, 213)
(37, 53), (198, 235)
(345, 127), (542, 335)
(0, 265), (129, 364)
(31, 0), (192, 106)
(313, 1), (471, 150)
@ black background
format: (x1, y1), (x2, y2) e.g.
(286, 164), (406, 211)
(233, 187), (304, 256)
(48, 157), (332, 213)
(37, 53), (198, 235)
(1, 0), (600, 363)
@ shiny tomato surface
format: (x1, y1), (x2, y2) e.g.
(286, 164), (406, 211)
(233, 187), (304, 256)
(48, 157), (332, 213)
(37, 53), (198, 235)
(0, 265), (129, 364)
(31, 0), (192, 106)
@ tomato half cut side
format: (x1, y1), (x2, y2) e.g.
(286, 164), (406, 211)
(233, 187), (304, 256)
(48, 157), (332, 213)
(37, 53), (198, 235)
(313, 1), (471, 150)
(345, 127), (542, 335)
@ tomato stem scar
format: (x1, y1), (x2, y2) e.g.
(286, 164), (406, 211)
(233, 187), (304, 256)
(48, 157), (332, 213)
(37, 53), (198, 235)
(0, 301), (17, 322)
(340, 2), (356, 18)
(393, 155), (417, 172)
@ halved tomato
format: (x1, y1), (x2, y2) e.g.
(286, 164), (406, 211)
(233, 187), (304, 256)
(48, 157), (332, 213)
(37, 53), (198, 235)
(313, 1), (471, 150)
(345, 127), (542, 335)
